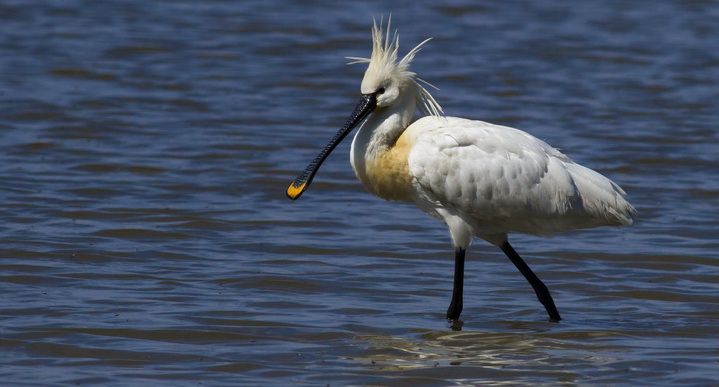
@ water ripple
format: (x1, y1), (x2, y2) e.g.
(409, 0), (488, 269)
(0, 0), (717, 385)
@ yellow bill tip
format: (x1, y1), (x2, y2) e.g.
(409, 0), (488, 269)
(286, 182), (306, 200)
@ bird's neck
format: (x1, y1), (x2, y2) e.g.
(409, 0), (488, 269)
(349, 90), (418, 202)
(350, 91), (417, 169)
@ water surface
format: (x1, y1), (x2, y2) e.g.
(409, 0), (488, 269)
(1, 0), (718, 385)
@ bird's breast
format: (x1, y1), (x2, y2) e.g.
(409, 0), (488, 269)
(354, 131), (415, 202)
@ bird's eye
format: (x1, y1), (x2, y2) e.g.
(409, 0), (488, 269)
(376, 87), (386, 95)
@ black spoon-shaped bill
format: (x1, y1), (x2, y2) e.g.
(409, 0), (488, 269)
(286, 93), (377, 200)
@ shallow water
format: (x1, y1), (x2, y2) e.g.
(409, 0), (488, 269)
(1, 0), (718, 385)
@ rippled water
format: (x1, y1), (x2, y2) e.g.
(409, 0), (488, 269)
(1, 0), (718, 385)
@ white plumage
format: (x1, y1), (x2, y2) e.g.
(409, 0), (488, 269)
(287, 19), (635, 322)
(405, 116), (634, 247)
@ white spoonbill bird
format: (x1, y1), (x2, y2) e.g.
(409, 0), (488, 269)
(286, 20), (635, 322)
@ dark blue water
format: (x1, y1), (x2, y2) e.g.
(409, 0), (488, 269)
(1, 0), (718, 385)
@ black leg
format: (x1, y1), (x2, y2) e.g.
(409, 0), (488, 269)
(446, 247), (465, 321)
(500, 241), (562, 321)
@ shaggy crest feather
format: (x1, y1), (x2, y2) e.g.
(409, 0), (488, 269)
(347, 17), (444, 118)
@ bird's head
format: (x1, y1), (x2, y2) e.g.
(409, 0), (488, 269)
(348, 17), (442, 116)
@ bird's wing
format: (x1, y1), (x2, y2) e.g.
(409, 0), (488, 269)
(407, 117), (633, 236)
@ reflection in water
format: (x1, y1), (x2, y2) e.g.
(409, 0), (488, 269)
(350, 326), (673, 385)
